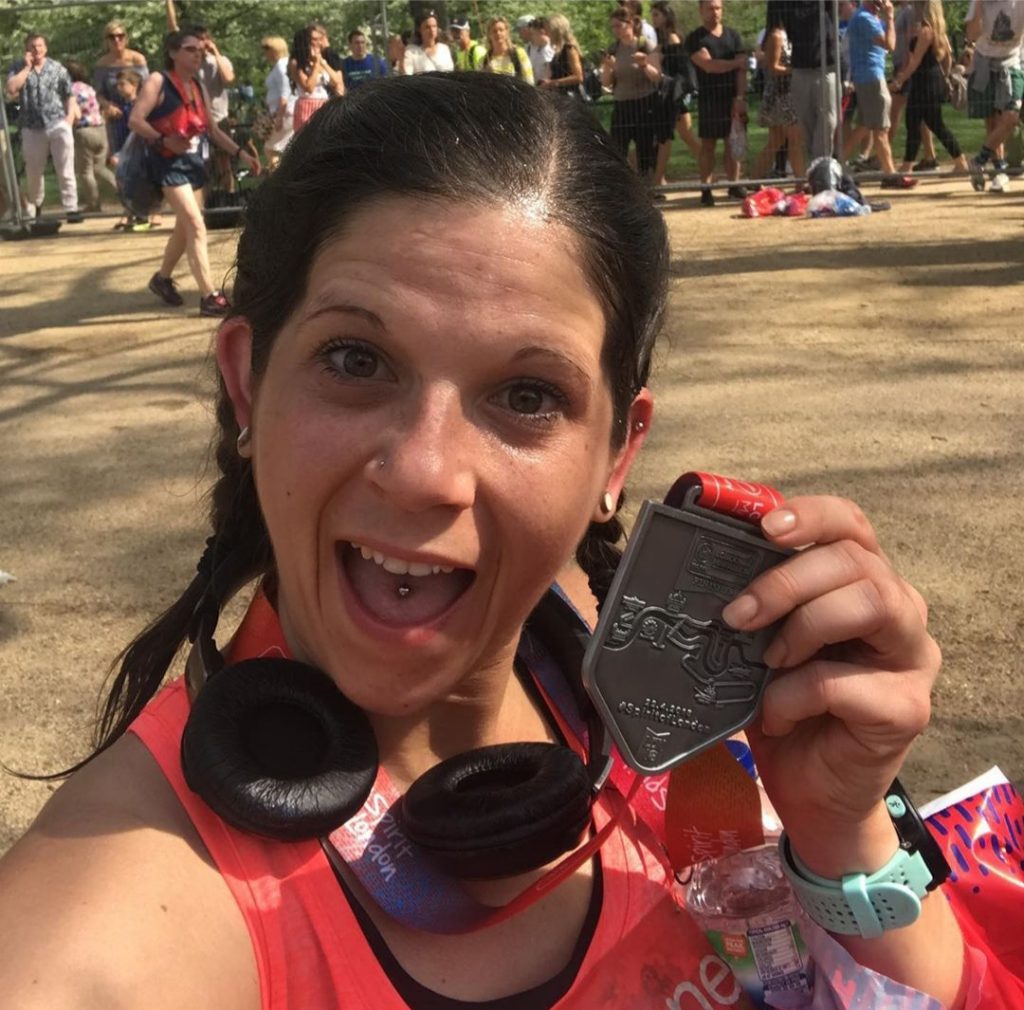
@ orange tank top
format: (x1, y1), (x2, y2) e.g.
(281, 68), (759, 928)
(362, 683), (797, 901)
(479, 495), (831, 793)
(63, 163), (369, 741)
(129, 595), (755, 1010)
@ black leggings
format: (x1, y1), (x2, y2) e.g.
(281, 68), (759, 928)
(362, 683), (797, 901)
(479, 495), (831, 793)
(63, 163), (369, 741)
(904, 69), (962, 162)
(611, 95), (658, 175)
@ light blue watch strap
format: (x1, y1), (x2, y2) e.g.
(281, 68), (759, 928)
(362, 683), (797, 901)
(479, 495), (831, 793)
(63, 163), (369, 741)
(778, 834), (933, 939)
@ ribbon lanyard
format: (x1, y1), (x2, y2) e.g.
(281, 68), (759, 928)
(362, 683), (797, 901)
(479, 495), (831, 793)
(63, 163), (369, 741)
(320, 627), (639, 935)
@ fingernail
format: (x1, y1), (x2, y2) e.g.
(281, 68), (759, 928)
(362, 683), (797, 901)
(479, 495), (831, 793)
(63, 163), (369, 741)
(761, 509), (797, 537)
(722, 594), (758, 628)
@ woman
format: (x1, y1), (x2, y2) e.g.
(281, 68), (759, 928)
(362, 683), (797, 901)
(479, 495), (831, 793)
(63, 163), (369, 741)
(131, 31), (260, 316)
(539, 14), (583, 97)
(893, 0), (969, 174)
(601, 7), (662, 177)
(289, 26), (344, 133)
(66, 60), (118, 214)
(261, 35), (293, 170)
(93, 19), (149, 151)
(482, 18), (533, 82)
(0, 74), (1003, 1009)
(751, 24), (805, 182)
(649, 0), (700, 185)
(403, 11), (454, 75)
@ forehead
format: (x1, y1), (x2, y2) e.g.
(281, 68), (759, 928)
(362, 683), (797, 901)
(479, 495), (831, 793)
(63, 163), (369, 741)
(295, 196), (605, 358)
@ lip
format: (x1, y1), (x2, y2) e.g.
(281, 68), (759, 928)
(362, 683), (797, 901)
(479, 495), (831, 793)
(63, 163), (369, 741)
(334, 541), (476, 643)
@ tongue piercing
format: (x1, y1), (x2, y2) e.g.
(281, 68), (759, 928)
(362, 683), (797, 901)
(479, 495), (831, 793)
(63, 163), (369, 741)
(397, 583), (412, 599)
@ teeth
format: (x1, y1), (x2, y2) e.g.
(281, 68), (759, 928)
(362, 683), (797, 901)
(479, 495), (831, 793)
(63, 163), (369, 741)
(352, 543), (455, 578)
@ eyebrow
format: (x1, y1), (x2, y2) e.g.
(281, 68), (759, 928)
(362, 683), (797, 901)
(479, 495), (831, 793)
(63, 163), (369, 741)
(300, 301), (386, 329)
(511, 345), (592, 388)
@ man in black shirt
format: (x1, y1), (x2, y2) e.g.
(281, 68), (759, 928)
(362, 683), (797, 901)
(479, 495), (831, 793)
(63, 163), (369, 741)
(685, 0), (748, 206)
(767, 0), (838, 160)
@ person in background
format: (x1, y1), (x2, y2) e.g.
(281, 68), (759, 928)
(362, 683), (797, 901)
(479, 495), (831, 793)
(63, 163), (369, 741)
(685, 0), (747, 206)
(342, 30), (388, 92)
(539, 14), (584, 96)
(650, 0), (700, 185)
(964, 0), (1024, 193)
(308, 22), (345, 74)
(483, 18), (534, 83)
(290, 26), (344, 133)
(769, 0), (839, 161)
(514, 15), (536, 50)
(624, 0), (660, 52)
(107, 69), (151, 230)
(602, 7), (661, 178)
(403, 11), (454, 74)
(132, 29), (260, 316)
(527, 18), (554, 84)
(892, 0), (970, 176)
(165, 3), (236, 193)
(388, 32), (408, 75)
(751, 21), (805, 183)
(261, 36), (292, 171)
(93, 18), (149, 157)
(66, 60), (117, 216)
(890, 0), (937, 169)
(450, 19), (486, 72)
(4, 32), (80, 221)
(842, 0), (917, 189)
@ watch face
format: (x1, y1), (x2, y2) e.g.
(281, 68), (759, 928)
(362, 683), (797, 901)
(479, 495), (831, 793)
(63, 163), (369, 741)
(886, 778), (952, 890)
(583, 501), (792, 774)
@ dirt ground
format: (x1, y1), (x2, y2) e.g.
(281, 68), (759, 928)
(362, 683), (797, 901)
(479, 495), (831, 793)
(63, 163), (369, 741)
(1, 179), (1022, 855)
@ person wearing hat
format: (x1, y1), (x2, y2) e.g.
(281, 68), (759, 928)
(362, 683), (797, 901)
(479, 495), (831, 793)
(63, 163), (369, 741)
(514, 15), (535, 47)
(450, 19), (486, 71)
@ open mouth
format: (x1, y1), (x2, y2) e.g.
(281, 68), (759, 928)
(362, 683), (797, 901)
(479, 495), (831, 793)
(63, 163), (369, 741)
(340, 542), (475, 628)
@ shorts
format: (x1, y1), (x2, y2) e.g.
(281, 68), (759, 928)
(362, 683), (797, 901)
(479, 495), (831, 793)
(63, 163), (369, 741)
(759, 72), (797, 128)
(855, 77), (891, 130)
(967, 64), (1024, 119)
(154, 150), (207, 189)
(697, 87), (735, 140)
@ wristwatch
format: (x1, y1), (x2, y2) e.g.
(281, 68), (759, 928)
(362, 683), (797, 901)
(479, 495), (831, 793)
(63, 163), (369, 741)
(779, 778), (951, 939)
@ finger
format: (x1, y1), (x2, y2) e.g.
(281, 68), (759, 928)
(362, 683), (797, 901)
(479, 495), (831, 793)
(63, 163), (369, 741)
(759, 495), (888, 560)
(763, 574), (934, 670)
(723, 538), (902, 632)
(760, 658), (934, 742)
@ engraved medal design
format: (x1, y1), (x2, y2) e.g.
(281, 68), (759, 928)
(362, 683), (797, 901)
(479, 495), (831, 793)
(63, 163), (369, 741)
(583, 499), (793, 774)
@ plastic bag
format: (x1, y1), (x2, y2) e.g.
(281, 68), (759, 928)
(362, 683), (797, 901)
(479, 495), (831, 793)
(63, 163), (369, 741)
(114, 132), (163, 218)
(741, 187), (786, 218)
(807, 190), (870, 218)
(729, 117), (747, 162)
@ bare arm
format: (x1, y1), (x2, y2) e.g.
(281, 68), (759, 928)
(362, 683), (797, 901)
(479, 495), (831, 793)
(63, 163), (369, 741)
(128, 70), (165, 142)
(544, 45), (584, 88)
(893, 25), (933, 88)
(690, 47), (745, 75)
(201, 83), (261, 174)
(965, 1), (983, 44)
(0, 737), (258, 1010)
(206, 40), (235, 85)
(5, 56), (32, 100)
(764, 28), (789, 75)
(165, 0), (179, 33)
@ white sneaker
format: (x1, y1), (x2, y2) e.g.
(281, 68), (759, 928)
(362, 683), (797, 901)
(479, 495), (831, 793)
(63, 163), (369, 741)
(991, 172), (1011, 193)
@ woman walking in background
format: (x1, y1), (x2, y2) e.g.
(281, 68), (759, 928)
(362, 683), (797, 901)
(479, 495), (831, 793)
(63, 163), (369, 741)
(751, 22), (805, 183)
(403, 10), (454, 74)
(483, 18), (533, 82)
(893, 0), (968, 174)
(650, 1), (700, 185)
(261, 36), (293, 170)
(132, 30), (260, 316)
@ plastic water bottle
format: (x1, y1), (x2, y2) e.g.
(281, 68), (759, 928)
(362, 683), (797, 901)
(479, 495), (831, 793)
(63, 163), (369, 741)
(686, 845), (811, 1009)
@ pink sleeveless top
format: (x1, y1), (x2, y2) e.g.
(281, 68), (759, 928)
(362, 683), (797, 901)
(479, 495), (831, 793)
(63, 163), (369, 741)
(129, 594), (755, 1010)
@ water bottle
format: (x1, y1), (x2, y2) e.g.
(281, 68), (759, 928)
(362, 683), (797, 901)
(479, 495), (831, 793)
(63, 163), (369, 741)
(686, 844), (812, 1009)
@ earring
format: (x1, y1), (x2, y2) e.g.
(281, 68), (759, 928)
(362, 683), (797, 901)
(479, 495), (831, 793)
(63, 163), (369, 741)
(377, 457), (386, 470)
(600, 491), (615, 516)
(236, 426), (252, 458)
(633, 419), (645, 433)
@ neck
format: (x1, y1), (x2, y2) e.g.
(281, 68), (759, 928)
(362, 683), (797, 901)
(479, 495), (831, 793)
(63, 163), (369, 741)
(369, 647), (556, 790)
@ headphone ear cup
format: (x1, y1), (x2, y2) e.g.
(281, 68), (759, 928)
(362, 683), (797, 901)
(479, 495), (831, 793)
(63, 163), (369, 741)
(181, 657), (378, 841)
(400, 743), (592, 879)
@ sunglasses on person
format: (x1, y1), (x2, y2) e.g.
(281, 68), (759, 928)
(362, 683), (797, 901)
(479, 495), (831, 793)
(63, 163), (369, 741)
(107, 32), (126, 40)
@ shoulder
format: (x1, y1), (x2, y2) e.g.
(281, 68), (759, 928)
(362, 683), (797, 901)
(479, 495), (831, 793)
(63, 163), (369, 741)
(0, 735), (258, 1010)
(129, 50), (148, 66)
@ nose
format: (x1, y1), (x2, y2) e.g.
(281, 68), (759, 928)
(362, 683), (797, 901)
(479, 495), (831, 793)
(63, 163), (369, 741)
(368, 385), (476, 514)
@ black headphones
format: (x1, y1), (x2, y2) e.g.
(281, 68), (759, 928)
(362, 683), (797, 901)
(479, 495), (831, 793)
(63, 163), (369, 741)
(180, 555), (612, 880)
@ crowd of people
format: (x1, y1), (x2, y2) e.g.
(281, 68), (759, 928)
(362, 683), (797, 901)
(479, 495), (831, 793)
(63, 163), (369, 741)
(4, 1), (1021, 241)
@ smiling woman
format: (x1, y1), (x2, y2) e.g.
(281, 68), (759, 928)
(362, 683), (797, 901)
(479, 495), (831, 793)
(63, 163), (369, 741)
(0, 72), (999, 1010)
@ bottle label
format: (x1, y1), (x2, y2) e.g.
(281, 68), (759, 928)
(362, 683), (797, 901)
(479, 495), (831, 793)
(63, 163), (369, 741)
(703, 912), (811, 1009)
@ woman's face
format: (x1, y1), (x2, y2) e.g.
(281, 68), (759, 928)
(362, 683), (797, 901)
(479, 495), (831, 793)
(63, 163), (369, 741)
(610, 18), (632, 43)
(489, 21), (510, 50)
(219, 196), (650, 718)
(105, 26), (127, 55)
(420, 17), (439, 46)
(651, 7), (665, 29)
(172, 35), (204, 74)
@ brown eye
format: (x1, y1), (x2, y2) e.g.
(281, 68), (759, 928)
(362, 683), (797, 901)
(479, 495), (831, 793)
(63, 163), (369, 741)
(508, 386), (544, 414)
(340, 347), (379, 378)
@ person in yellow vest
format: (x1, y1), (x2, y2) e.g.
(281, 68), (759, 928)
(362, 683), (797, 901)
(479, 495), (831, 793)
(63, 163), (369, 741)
(450, 19), (486, 71)
(482, 17), (534, 82)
